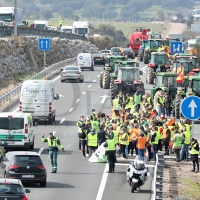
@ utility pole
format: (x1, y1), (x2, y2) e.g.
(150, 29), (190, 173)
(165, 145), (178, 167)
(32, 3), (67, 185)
(14, 0), (17, 36)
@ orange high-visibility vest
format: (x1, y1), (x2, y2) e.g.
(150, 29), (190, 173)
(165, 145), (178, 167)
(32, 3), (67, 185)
(162, 128), (169, 139)
(137, 136), (147, 149)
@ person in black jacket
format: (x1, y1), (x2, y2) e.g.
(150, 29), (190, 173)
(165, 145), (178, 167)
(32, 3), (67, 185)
(190, 138), (199, 173)
(97, 125), (106, 146)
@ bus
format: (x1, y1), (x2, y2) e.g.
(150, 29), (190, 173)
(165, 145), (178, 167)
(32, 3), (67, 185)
(192, 9), (200, 19)
(73, 21), (94, 38)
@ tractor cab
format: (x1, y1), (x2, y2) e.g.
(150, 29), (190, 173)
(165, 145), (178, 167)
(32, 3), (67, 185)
(187, 76), (200, 97)
(150, 52), (169, 65)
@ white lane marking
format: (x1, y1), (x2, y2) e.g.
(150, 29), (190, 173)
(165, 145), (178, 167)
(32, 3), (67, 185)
(93, 80), (96, 82)
(59, 94), (64, 97)
(13, 107), (19, 113)
(69, 108), (73, 112)
(60, 118), (65, 124)
(82, 91), (85, 94)
(96, 163), (109, 200)
(53, 131), (56, 135)
(68, 144), (71, 148)
(88, 85), (92, 88)
(76, 99), (80, 102)
(52, 75), (61, 82)
(97, 75), (100, 77)
(38, 148), (44, 155)
(100, 95), (109, 103)
(115, 163), (154, 167)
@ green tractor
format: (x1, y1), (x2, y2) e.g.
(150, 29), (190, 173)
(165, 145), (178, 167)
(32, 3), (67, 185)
(110, 61), (142, 99)
(146, 52), (171, 84)
(143, 39), (169, 64)
(100, 55), (130, 89)
(172, 76), (200, 119)
(151, 72), (178, 108)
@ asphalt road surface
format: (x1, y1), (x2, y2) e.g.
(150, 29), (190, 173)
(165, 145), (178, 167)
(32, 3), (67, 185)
(3, 61), (200, 200)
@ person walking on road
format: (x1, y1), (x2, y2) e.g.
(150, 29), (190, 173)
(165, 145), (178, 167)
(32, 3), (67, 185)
(190, 138), (199, 173)
(76, 116), (85, 152)
(41, 132), (64, 173)
(104, 134), (116, 173)
(87, 128), (98, 158)
(59, 19), (63, 29)
(172, 130), (183, 162)
(136, 132), (147, 161)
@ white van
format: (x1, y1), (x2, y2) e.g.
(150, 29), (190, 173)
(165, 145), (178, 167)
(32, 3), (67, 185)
(77, 53), (94, 71)
(33, 20), (48, 30)
(0, 112), (36, 150)
(187, 39), (198, 51)
(19, 80), (59, 124)
(60, 26), (73, 33)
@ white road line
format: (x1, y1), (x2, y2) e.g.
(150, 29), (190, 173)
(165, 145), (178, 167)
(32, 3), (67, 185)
(97, 75), (100, 77)
(82, 91), (85, 94)
(115, 163), (154, 167)
(76, 99), (80, 102)
(53, 131), (56, 135)
(52, 75), (61, 82)
(68, 108), (73, 112)
(88, 85), (92, 88)
(13, 107), (19, 112)
(60, 118), (65, 124)
(67, 144), (71, 148)
(93, 80), (96, 82)
(96, 163), (109, 200)
(38, 148), (44, 155)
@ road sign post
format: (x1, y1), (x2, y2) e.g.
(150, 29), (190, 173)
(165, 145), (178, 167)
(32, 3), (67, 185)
(170, 41), (183, 54)
(38, 38), (51, 70)
(181, 96), (200, 138)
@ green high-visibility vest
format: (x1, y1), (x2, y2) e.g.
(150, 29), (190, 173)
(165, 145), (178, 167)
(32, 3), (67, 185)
(76, 121), (83, 132)
(41, 137), (64, 149)
(112, 99), (119, 110)
(190, 143), (199, 155)
(185, 124), (191, 132)
(125, 97), (133, 108)
(87, 133), (97, 147)
(134, 94), (141, 104)
(157, 96), (164, 106)
(151, 131), (159, 144)
(106, 139), (115, 150)
(119, 133), (129, 145)
(183, 131), (191, 144)
(113, 130), (119, 144)
(173, 135), (182, 147)
(91, 121), (99, 132)
(147, 96), (152, 104)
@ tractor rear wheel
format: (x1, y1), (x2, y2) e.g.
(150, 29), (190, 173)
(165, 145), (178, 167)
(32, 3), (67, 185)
(102, 71), (110, 89)
(144, 53), (149, 64)
(100, 73), (103, 88)
(138, 50), (143, 61)
(146, 67), (154, 84)
(172, 95), (181, 119)
(110, 78), (119, 100)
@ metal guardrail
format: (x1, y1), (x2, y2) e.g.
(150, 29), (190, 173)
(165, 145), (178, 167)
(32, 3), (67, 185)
(0, 26), (87, 41)
(152, 153), (164, 200)
(0, 57), (76, 110)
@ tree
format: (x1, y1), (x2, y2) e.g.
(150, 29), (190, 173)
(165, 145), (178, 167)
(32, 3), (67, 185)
(175, 12), (186, 23)
(186, 15), (194, 29)
(42, 9), (53, 20)
(157, 11), (165, 21)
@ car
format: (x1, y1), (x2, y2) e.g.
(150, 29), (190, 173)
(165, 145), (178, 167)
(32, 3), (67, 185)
(0, 151), (47, 187)
(123, 48), (135, 59)
(110, 47), (123, 56)
(61, 65), (84, 82)
(92, 53), (105, 65)
(99, 50), (111, 54)
(0, 178), (30, 200)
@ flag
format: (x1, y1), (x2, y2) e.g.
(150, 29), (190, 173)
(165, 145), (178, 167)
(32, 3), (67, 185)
(176, 71), (184, 83)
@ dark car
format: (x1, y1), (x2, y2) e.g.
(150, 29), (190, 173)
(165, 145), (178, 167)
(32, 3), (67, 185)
(0, 151), (47, 187)
(123, 48), (135, 59)
(110, 47), (123, 56)
(0, 178), (30, 200)
(92, 53), (105, 65)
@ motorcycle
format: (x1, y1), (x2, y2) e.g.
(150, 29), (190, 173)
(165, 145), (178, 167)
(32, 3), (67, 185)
(126, 158), (150, 193)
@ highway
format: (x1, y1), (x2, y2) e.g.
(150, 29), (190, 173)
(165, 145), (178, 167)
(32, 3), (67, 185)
(3, 61), (200, 200)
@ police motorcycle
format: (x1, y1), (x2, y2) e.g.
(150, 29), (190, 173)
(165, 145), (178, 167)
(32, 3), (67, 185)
(126, 157), (150, 193)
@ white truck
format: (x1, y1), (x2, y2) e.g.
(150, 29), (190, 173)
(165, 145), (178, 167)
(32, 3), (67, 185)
(0, 7), (23, 26)
(60, 25), (73, 33)
(33, 20), (48, 30)
(73, 21), (94, 38)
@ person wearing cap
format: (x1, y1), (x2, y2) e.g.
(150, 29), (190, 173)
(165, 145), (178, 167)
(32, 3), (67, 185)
(104, 134), (116, 173)
(41, 132), (64, 173)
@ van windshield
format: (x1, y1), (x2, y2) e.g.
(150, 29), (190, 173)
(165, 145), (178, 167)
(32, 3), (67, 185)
(0, 118), (24, 130)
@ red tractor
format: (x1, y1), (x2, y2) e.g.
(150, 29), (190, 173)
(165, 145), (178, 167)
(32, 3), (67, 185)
(127, 28), (149, 56)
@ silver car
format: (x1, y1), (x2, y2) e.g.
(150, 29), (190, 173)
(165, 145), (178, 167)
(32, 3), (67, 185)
(61, 65), (84, 83)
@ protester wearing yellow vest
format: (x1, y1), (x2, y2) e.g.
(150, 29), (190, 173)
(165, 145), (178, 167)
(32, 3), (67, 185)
(172, 130), (183, 162)
(42, 132), (64, 173)
(180, 125), (191, 161)
(119, 127), (129, 159)
(87, 128), (98, 158)
(190, 138), (199, 173)
(150, 125), (159, 161)
(104, 134), (116, 173)
(112, 96), (120, 117)
(125, 93), (133, 112)
(133, 90), (142, 113)
(76, 116), (84, 152)
(156, 92), (164, 116)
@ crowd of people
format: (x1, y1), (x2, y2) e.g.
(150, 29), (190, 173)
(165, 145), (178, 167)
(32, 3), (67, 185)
(76, 90), (200, 173)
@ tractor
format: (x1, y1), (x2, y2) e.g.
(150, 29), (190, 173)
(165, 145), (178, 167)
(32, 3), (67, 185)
(146, 52), (171, 84)
(100, 55), (129, 89)
(151, 72), (178, 109)
(110, 61), (143, 99)
(172, 76), (200, 119)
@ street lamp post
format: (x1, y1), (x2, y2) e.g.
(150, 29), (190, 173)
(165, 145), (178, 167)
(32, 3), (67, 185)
(14, 0), (17, 36)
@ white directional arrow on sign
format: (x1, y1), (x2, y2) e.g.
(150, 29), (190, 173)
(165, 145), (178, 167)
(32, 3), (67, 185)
(41, 41), (43, 48)
(45, 40), (48, 48)
(188, 100), (197, 117)
(100, 95), (109, 103)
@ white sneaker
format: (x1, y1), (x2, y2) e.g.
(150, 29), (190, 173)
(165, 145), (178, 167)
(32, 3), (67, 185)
(86, 154), (89, 157)
(121, 157), (126, 160)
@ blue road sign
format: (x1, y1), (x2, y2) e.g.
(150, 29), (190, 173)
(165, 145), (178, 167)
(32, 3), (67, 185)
(38, 38), (51, 51)
(181, 96), (200, 120)
(170, 41), (183, 54)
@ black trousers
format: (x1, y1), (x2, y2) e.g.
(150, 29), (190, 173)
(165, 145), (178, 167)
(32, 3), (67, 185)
(163, 141), (169, 154)
(120, 144), (126, 158)
(107, 150), (116, 172)
(147, 145), (152, 160)
(81, 140), (89, 157)
(157, 139), (163, 151)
